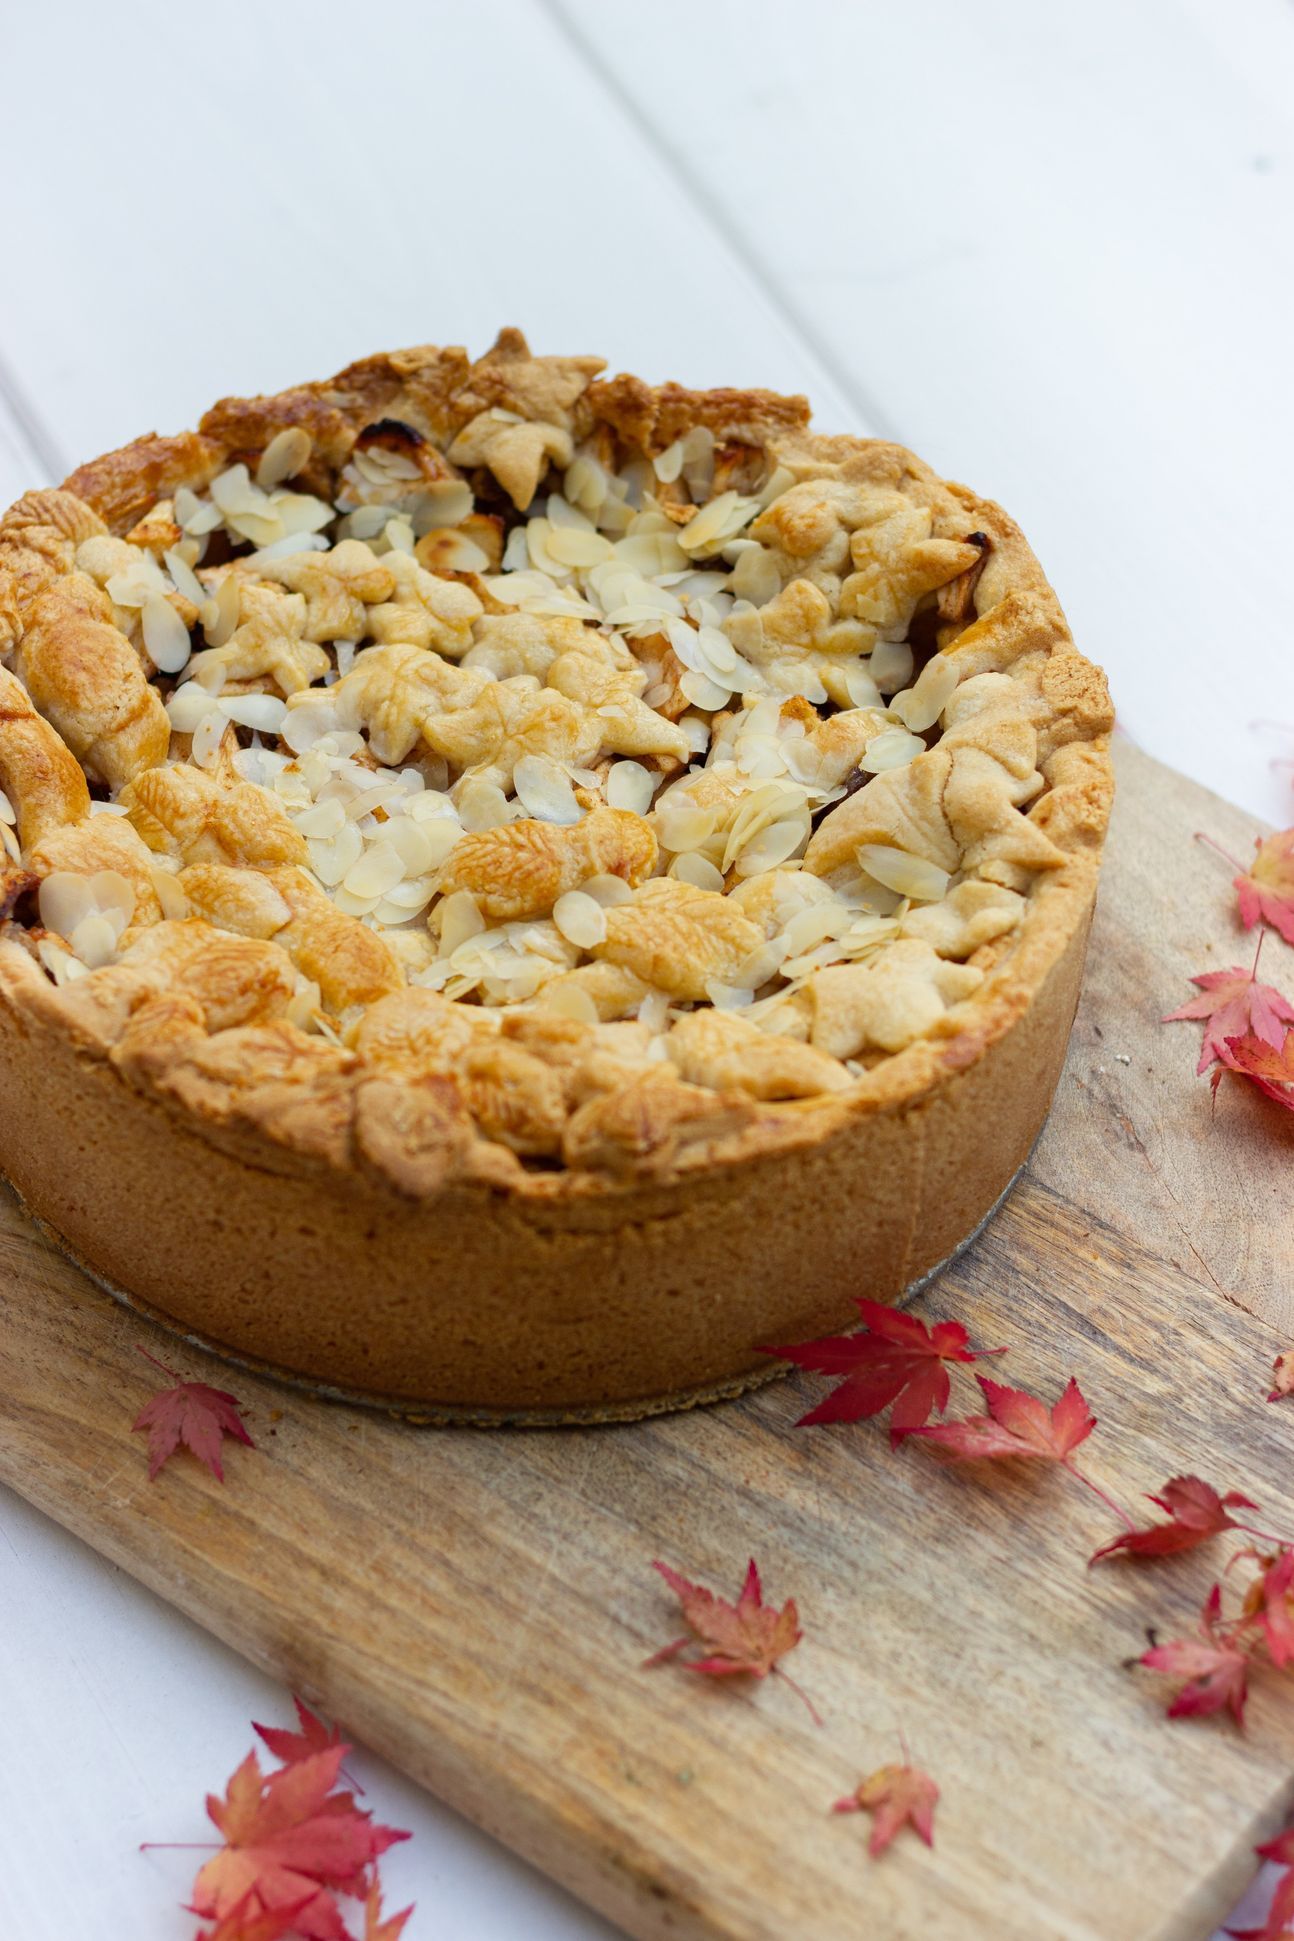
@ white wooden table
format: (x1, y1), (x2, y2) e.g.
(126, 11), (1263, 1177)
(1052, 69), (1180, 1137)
(0, 3), (1290, 1934)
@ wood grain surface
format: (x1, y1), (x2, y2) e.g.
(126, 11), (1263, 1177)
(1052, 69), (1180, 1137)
(1035, 742), (1294, 1328)
(1, 737), (1292, 1941)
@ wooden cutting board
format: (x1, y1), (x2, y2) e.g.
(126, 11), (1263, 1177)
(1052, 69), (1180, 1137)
(2, 737), (1293, 1941)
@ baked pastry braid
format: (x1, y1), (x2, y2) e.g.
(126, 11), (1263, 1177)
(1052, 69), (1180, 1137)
(15, 575), (170, 788)
(0, 663), (91, 846)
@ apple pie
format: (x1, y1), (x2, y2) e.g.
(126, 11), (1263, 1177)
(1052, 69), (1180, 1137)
(0, 331), (1113, 1419)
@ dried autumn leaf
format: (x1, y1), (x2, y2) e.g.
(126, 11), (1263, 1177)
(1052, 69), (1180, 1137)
(832, 1762), (939, 1858)
(763, 1298), (1003, 1439)
(1235, 830), (1294, 946)
(132, 1347), (253, 1482)
(645, 1558), (821, 1723)
(1140, 1584), (1250, 1727)
(904, 1374), (1095, 1463)
(191, 1746), (408, 1939)
(362, 1885), (414, 1940)
(1241, 1548), (1294, 1669)
(1270, 1351), (1294, 1404)
(196, 1891), (319, 1941)
(1214, 1029), (1294, 1111)
(1090, 1475), (1259, 1566)
(904, 1375), (1133, 1524)
(254, 1699), (361, 1793)
(1164, 964), (1294, 1075)
(646, 1558), (798, 1679)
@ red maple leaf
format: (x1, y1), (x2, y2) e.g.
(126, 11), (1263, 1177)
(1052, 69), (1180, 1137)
(904, 1374), (1095, 1463)
(903, 1376), (1131, 1524)
(832, 1762), (939, 1857)
(1140, 1584), (1250, 1727)
(763, 1299), (1002, 1438)
(645, 1558), (821, 1723)
(195, 1891), (319, 1941)
(362, 1886), (414, 1940)
(1089, 1475), (1259, 1566)
(1270, 1351), (1294, 1404)
(1164, 962), (1294, 1075)
(191, 1747), (408, 1938)
(1234, 830), (1294, 945)
(254, 1700), (361, 1794)
(1242, 1548), (1294, 1668)
(132, 1347), (253, 1483)
(1213, 1029), (1294, 1111)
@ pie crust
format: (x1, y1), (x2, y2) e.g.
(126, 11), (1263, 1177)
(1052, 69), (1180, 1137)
(0, 332), (1113, 1420)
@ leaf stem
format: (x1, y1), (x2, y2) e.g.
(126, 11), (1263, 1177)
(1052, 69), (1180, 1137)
(1194, 830), (1244, 873)
(776, 1666), (824, 1728)
(1233, 1522), (1294, 1550)
(135, 1344), (181, 1382)
(1064, 1461), (1137, 1529)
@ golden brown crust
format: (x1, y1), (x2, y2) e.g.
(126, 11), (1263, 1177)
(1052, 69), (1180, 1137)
(0, 331), (1114, 1409)
(16, 575), (171, 788)
(63, 431), (223, 535)
(267, 867), (404, 1013)
(29, 813), (164, 925)
(589, 375), (811, 455)
(0, 343), (1113, 1203)
(436, 806), (657, 922)
(68, 333), (605, 532)
(0, 664), (91, 846)
(120, 763), (307, 870)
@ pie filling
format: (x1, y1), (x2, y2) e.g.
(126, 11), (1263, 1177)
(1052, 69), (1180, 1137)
(0, 333), (1104, 1181)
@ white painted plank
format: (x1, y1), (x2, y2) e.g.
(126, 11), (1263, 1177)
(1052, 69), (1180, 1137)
(0, 0), (856, 473)
(552, 0), (1294, 825)
(1179, 0), (1294, 127)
